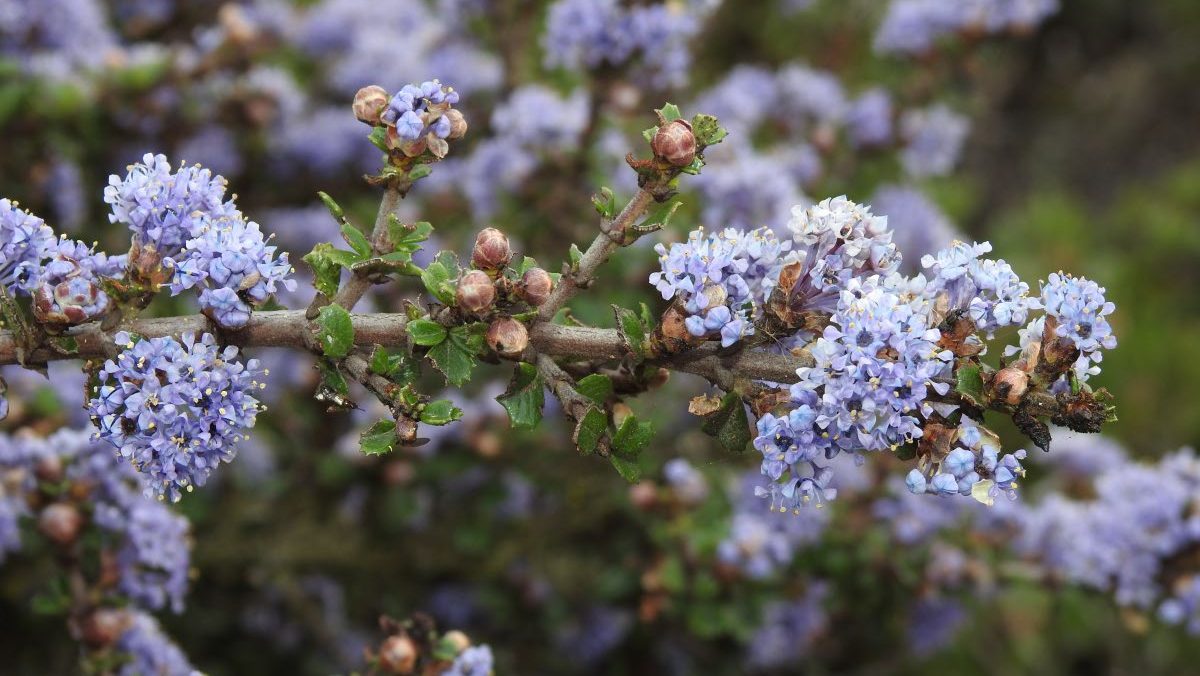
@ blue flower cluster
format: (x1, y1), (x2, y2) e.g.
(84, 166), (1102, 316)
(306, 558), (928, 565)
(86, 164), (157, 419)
(115, 611), (197, 676)
(105, 153), (236, 258)
(0, 428), (192, 611)
(650, 227), (789, 347)
(921, 240), (1038, 338)
(167, 211), (296, 329)
(0, 198), (56, 292)
(899, 104), (971, 179)
(869, 185), (958, 273)
(380, 79), (462, 157)
(1040, 271), (1118, 361)
(746, 582), (829, 670)
(904, 419), (1028, 503)
(717, 472), (829, 579)
(88, 332), (266, 502)
(542, 0), (706, 87)
(875, 0), (1061, 55)
(445, 644), (494, 676)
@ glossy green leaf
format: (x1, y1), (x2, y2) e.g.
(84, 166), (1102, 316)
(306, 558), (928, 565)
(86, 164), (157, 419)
(360, 419), (397, 456)
(406, 318), (447, 346)
(314, 305), (354, 359)
(497, 362), (545, 430)
(701, 391), (751, 453)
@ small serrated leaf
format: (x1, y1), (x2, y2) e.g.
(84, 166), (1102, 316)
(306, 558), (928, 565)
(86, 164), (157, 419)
(360, 419), (397, 456)
(613, 305), (647, 360)
(955, 364), (985, 407)
(367, 126), (388, 152)
(639, 199), (682, 232)
(368, 346), (416, 383)
(612, 415), (653, 460)
(591, 187), (617, 219)
(497, 362), (545, 430)
(426, 324), (484, 387)
(701, 392), (751, 453)
(340, 222), (372, 259)
(568, 243), (583, 271)
(419, 399), (462, 426)
(517, 256), (540, 275)
(314, 305), (354, 359)
(609, 454), (641, 482)
(406, 318), (447, 346)
(303, 243), (344, 297)
(690, 113), (727, 147)
(658, 102), (683, 122)
(408, 164), (432, 181)
(573, 407), (608, 455)
(576, 374), (613, 406)
(420, 261), (455, 305)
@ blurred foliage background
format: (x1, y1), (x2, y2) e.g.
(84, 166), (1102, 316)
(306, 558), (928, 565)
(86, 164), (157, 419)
(2, 0), (1200, 674)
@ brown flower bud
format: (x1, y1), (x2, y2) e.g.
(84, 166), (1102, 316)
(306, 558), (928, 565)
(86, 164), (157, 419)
(34, 456), (64, 483)
(518, 267), (554, 307)
(80, 608), (130, 649)
(652, 119), (696, 167)
(629, 481), (658, 511)
(471, 228), (511, 270)
(443, 109), (469, 139)
(442, 630), (471, 654)
(39, 503), (83, 546)
(378, 635), (418, 674)
(486, 318), (528, 359)
(456, 270), (496, 314)
(353, 85), (390, 126)
(992, 366), (1030, 406)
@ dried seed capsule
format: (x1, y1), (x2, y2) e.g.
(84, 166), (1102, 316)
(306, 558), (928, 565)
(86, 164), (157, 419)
(518, 267), (554, 307)
(353, 85), (390, 126)
(486, 318), (528, 359)
(471, 228), (511, 270)
(456, 270), (496, 314)
(652, 120), (696, 167)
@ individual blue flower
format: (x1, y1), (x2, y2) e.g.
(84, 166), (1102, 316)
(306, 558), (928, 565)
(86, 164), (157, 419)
(905, 468), (928, 494)
(199, 288), (252, 330)
(1040, 272), (1117, 355)
(445, 644), (494, 676)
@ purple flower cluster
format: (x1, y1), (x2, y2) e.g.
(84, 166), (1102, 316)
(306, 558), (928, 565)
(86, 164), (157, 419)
(875, 0), (1061, 55)
(869, 185), (958, 269)
(717, 472), (829, 578)
(116, 611), (197, 676)
(382, 80), (460, 144)
(167, 212), (296, 329)
(900, 104), (970, 178)
(746, 582), (829, 669)
(88, 332), (265, 502)
(444, 644), (494, 676)
(650, 227), (789, 346)
(1040, 272), (1117, 361)
(542, 0), (706, 87)
(0, 198), (56, 293)
(904, 419), (1028, 504)
(921, 240), (1038, 338)
(104, 153), (237, 258)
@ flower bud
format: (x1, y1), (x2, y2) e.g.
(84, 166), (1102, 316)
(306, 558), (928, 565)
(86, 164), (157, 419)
(991, 366), (1029, 406)
(652, 120), (696, 167)
(38, 503), (83, 546)
(443, 109), (469, 139)
(456, 270), (496, 314)
(353, 85), (390, 125)
(518, 267), (553, 307)
(486, 318), (528, 359)
(80, 608), (130, 649)
(442, 630), (471, 654)
(629, 481), (658, 511)
(34, 456), (64, 483)
(471, 228), (511, 270)
(377, 635), (418, 674)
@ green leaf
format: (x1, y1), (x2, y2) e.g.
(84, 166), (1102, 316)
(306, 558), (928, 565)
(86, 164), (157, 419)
(517, 256), (540, 275)
(640, 199), (682, 232)
(360, 419), (398, 456)
(612, 415), (653, 460)
(497, 363), (545, 430)
(435, 250), (461, 278)
(658, 102), (683, 122)
(340, 222), (372, 259)
(432, 636), (460, 662)
(385, 217), (433, 258)
(419, 399), (462, 426)
(426, 324), (485, 386)
(316, 360), (349, 396)
(591, 187), (617, 219)
(314, 305), (354, 358)
(367, 126), (388, 152)
(609, 454), (641, 483)
(690, 113), (727, 147)
(576, 374), (613, 406)
(568, 243), (583, 271)
(420, 261), (455, 305)
(368, 346), (416, 383)
(613, 305), (647, 360)
(701, 392), (751, 453)
(573, 407), (608, 455)
(317, 191), (346, 222)
(408, 164), (432, 181)
(639, 302), (655, 329)
(406, 318), (448, 346)
(303, 243), (345, 297)
(680, 156), (705, 175)
(956, 364), (985, 406)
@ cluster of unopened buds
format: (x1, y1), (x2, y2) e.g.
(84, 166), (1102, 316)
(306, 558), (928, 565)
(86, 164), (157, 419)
(368, 614), (493, 676)
(354, 80), (468, 169)
(455, 228), (555, 360)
